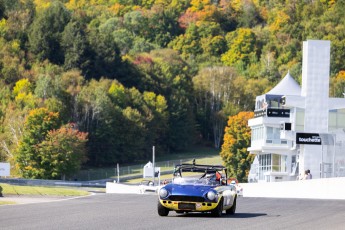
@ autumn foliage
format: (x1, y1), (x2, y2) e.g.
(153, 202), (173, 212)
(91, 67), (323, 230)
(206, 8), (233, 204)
(220, 111), (254, 182)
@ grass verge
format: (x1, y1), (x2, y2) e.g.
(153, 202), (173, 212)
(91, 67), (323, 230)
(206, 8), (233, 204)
(0, 183), (90, 196)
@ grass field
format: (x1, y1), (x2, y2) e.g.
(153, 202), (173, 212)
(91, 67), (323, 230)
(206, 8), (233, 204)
(0, 183), (90, 196)
(0, 183), (91, 205)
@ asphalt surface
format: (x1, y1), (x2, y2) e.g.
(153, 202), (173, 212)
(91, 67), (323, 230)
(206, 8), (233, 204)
(1, 193), (345, 230)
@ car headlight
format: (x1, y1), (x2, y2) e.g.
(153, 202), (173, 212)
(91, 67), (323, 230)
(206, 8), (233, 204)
(206, 191), (216, 201)
(159, 188), (168, 198)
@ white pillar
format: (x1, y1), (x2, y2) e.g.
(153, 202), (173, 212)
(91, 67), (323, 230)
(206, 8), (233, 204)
(301, 40), (331, 179)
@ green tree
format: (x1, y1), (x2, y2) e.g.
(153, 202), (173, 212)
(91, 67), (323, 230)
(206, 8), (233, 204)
(144, 6), (182, 47)
(133, 49), (196, 151)
(16, 108), (61, 178)
(87, 25), (124, 80)
(193, 66), (240, 148)
(28, 1), (71, 64)
(0, 38), (26, 85)
(220, 111), (254, 182)
(62, 18), (90, 73)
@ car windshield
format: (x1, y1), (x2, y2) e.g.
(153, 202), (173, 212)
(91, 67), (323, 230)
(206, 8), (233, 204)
(172, 172), (221, 186)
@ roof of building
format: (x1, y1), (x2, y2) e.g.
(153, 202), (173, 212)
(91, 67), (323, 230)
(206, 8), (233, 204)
(267, 72), (301, 96)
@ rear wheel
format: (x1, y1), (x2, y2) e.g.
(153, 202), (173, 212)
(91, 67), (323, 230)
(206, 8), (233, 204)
(226, 198), (236, 215)
(158, 202), (169, 216)
(211, 198), (223, 217)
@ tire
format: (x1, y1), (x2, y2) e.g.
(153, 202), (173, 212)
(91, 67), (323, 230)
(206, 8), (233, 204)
(158, 201), (169, 216)
(226, 197), (236, 215)
(211, 198), (223, 217)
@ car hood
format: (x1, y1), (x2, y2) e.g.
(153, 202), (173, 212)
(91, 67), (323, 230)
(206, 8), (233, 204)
(165, 184), (214, 197)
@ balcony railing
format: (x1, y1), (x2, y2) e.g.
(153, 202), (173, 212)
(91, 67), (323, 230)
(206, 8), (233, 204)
(254, 108), (290, 118)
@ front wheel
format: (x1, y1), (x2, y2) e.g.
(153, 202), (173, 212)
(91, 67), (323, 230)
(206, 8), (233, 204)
(226, 198), (236, 215)
(211, 198), (223, 217)
(158, 201), (169, 216)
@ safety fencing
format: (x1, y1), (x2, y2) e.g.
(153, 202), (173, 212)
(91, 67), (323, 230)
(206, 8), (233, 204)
(73, 159), (192, 181)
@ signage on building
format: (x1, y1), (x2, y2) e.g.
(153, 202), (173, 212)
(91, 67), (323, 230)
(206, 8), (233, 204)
(267, 108), (290, 117)
(254, 108), (290, 118)
(0, 162), (10, 176)
(296, 133), (322, 145)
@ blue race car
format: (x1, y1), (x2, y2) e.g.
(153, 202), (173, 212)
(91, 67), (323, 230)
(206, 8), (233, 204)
(157, 163), (237, 217)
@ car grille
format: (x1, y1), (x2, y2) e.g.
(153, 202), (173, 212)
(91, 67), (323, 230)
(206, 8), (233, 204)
(168, 195), (205, 202)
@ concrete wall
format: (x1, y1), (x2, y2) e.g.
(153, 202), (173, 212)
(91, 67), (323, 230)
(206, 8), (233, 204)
(106, 182), (141, 194)
(241, 177), (345, 199)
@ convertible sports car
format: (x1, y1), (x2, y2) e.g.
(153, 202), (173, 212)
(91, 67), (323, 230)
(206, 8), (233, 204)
(157, 163), (237, 217)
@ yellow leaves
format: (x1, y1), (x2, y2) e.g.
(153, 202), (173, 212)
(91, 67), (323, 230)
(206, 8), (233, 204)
(190, 0), (211, 12)
(34, 0), (51, 11)
(230, 0), (242, 12)
(109, 3), (125, 16)
(15, 92), (36, 109)
(268, 10), (290, 33)
(65, 0), (87, 10)
(13, 79), (37, 109)
(0, 18), (7, 36)
(320, 0), (336, 7)
(336, 70), (345, 81)
(108, 81), (125, 98)
(221, 28), (256, 66)
(25, 165), (33, 171)
(13, 79), (32, 96)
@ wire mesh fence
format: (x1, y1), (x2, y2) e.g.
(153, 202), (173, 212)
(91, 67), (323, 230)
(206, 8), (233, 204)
(73, 159), (191, 181)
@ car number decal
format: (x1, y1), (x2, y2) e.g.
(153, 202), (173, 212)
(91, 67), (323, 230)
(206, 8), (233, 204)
(178, 203), (196, 210)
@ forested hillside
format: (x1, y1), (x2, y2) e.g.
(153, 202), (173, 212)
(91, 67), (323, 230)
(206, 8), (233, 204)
(1, 0), (345, 179)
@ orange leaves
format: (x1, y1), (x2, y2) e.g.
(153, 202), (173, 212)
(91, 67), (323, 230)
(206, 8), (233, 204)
(220, 111), (254, 182)
(133, 55), (154, 66)
(178, 1), (217, 29)
(336, 70), (345, 81)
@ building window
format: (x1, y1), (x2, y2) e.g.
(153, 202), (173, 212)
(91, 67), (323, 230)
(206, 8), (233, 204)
(329, 109), (345, 130)
(258, 154), (287, 180)
(295, 108), (305, 131)
(258, 154), (271, 180)
(266, 127), (281, 142)
(272, 154), (287, 172)
(251, 126), (264, 142)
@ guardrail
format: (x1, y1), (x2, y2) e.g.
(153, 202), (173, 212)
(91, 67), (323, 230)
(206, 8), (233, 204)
(0, 178), (108, 188)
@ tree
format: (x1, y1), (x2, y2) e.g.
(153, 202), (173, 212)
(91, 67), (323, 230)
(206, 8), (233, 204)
(62, 18), (90, 73)
(133, 49), (196, 151)
(221, 28), (257, 70)
(37, 124), (88, 180)
(144, 6), (182, 47)
(28, 1), (71, 64)
(16, 108), (61, 178)
(220, 111), (254, 182)
(330, 71), (345, 97)
(87, 25), (123, 80)
(0, 38), (27, 85)
(193, 66), (239, 148)
(13, 78), (37, 109)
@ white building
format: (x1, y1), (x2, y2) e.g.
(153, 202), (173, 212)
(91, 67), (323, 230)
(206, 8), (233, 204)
(248, 40), (345, 182)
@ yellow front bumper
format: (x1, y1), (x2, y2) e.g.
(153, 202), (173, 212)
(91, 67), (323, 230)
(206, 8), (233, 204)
(159, 199), (219, 212)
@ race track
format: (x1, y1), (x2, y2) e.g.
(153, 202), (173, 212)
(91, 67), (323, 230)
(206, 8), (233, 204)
(1, 193), (345, 230)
